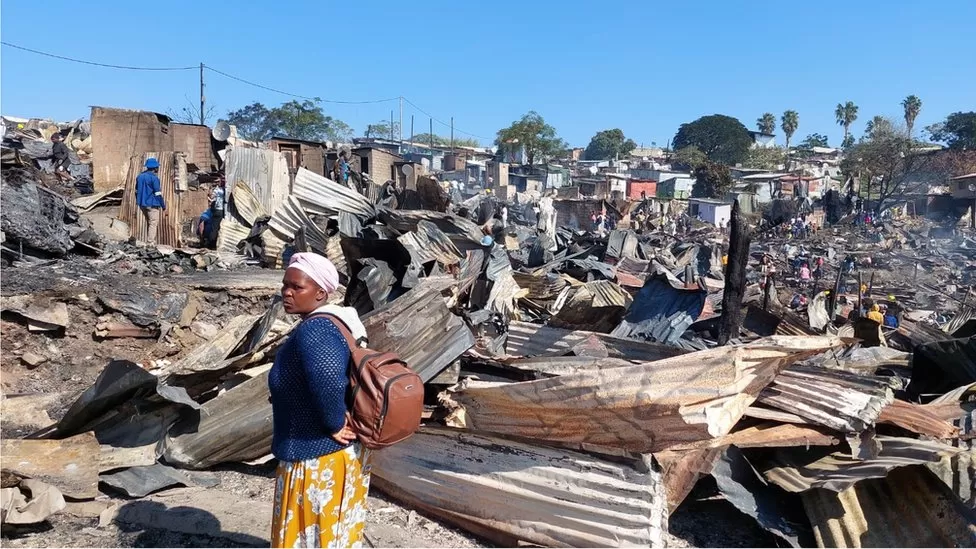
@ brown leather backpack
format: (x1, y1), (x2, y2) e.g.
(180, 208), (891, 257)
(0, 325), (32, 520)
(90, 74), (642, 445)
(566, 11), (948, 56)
(312, 313), (424, 449)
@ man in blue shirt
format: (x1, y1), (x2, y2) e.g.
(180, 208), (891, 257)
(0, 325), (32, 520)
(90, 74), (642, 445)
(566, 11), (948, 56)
(135, 158), (166, 246)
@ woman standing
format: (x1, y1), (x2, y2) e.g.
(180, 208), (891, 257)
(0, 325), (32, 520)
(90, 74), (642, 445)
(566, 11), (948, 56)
(269, 253), (371, 548)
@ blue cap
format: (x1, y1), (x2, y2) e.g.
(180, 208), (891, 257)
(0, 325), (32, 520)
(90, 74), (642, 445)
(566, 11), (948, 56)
(145, 158), (159, 169)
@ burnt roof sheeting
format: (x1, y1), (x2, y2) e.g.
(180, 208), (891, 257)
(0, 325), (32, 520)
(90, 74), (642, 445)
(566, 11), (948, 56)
(505, 321), (687, 362)
(224, 147), (290, 215)
(550, 280), (632, 333)
(229, 182), (267, 227)
(397, 221), (462, 269)
(755, 365), (897, 433)
(267, 196), (329, 253)
(292, 168), (376, 219)
(612, 272), (706, 345)
(510, 271), (570, 301)
(925, 398), (976, 508)
(360, 284), (474, 383)
(369, 427), (668, 548)
(764, 436), (966, 493)
(906, 336), (976, 401)
(801, 466), (976, 548)
(449, 336), (845, 453)
(378, 210), (484, 252)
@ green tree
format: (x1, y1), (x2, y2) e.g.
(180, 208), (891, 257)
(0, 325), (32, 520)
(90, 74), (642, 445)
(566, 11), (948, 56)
(692, 161), (734, 199)
(835, 101), (859, 145)
(672, 114), (752, 165)
(226, 100), (353, 142)
(226, 102), (277, 141)
(864, 116), (896, 140)
(902, 95), (922, 137)
(798, 133), (829, 149)
(780, 110), (799, 151)
(410, 133), (481, 148)
(364, 120), (400, 139)
(583, 128), (637, 160)
(495, 111), (567, 165)
(743, 146), (786, 170)
(927, 112), (976, 150)
(842, 134), (856, 149)
(671, 146), (708, 171)
(757, 113), (776, 135)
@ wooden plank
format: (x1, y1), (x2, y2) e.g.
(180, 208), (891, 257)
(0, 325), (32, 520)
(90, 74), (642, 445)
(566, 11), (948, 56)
(0, 432), (100, 499)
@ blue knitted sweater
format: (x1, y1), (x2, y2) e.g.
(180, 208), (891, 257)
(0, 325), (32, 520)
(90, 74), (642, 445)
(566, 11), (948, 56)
(269, 317), (351, 461)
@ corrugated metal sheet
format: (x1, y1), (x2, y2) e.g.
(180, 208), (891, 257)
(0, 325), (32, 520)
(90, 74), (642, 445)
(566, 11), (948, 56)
(230, 182), (267, 226)
(449, 336), (846, 453)
(926, 390), (976, 508)
(224, 147), (290, 215)
(215, 216), (251, 254)
(379, 209), (484, 250)
(505, 321), (687, 362)
(267, 196), (329, 253)
(292, 168), (376, 219)
(550, 281), (632, 332)
(755, 365), (897, 433)
(120, 152), (188, 247)
(396, 220), (463, 268)
(878, 399), (958, 438)
(71, 186), (123, 212)
(370, 427), (668, 548)
(510, 271), (570, 301)
(801, 466), (976, 548)
(360, 283), (475, 382)
(764, 436), (967, 493)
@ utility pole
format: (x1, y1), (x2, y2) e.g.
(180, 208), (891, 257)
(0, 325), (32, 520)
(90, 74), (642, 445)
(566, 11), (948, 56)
(450, 117), (454, 152)
(390, 110), (394, 141)
(429, 118), (434, 155)
(199, 63), (205, 125)
(399, 96), (403, 145)
(410, 115), (415, 144)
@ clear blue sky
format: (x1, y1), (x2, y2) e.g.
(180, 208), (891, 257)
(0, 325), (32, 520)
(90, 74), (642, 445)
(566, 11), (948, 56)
(2, 0), (974, 148)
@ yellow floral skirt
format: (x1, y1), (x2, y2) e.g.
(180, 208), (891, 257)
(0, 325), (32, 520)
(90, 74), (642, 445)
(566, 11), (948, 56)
(271, 444), (372, 548)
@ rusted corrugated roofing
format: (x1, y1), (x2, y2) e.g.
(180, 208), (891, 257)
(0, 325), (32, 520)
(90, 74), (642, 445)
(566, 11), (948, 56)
(510, 271), (570, 300)
(801, 466), (976, 548)
(878, 399), (959, 438)
(764, 436), (966, 493)
(549, 280), (633, 332)
(448, 336), (846, 453)
(120, 152), (189, 247)
(755, 365), (897, 433)
(370, 427), (668, 548)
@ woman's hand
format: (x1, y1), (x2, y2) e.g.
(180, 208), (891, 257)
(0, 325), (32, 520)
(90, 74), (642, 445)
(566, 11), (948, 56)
(331, 415), (357, 445)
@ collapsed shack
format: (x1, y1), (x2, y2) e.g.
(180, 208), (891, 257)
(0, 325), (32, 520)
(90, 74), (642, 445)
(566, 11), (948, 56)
(3, 160), (976, 548)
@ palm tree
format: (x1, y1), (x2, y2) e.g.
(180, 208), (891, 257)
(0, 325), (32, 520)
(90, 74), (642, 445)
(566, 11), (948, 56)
(902, 95), (922, 137)
(781, 110), (798, 171)
(835, 101), (859, 144)
(757, 113), (776, 135)
(781, 110), (799, 151)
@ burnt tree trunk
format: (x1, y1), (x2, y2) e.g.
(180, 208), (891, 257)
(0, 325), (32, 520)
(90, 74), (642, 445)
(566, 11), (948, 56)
(718, 201), (752, 345)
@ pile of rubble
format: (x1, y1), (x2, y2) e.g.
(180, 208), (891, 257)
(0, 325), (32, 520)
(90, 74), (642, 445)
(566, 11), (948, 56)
(2, 167), (975, 548)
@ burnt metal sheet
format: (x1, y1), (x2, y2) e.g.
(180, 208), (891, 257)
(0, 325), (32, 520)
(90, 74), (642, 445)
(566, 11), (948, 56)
(802, 466), (976, 548)
(228, 181), (267, 226)
(755, 365), (897, 433)
(224, 147), (290, 215)
(215, 215), (250, 254)
(46, 360), (199, 442)
(370, 427), (668, 548)
(550, 280), (632, 333)
(163, 370), (273, 470)
(764, 436), (967, 493)
(267, 195), (329, 253)
(0, 433), (100, 499)
(100, 463), (219, 498)
(292, 168), (375, 219)
(379, 209), (484, 251)
(510, 271), (570, 301)
(666, 422), (840, 452)
(360, 284), (475, 382)
(878, 399), (958, 438)
(449, 336), (845, 453)
(926, 393), (976, 508)
(397, 220), (462, 268)
(907, 336), (976, 401)
(612, 271), (706, 344)
(713, 446), (807, 547)
(505, 321), (687, 362)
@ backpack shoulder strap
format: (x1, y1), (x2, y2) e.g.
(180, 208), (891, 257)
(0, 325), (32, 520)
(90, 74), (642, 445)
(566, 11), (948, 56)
(306, 313), (359, 350)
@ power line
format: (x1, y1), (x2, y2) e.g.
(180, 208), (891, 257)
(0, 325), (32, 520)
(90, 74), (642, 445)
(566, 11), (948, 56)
(401, 97), (489, 141)
(205, 65), (400, 104)
(0, 41), (196, 71)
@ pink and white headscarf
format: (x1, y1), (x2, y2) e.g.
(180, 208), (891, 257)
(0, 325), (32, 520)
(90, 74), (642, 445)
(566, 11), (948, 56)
(287, 253), (339, 293)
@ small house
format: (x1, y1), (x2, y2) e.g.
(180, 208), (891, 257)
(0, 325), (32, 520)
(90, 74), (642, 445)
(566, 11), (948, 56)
(688, 198), (732, 227)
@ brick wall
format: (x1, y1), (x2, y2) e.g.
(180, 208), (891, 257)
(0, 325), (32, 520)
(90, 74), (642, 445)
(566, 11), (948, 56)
(91, 107), (173, 191)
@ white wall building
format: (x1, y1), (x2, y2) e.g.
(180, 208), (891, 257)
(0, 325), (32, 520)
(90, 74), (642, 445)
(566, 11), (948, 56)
(688, 198), (733, 227)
